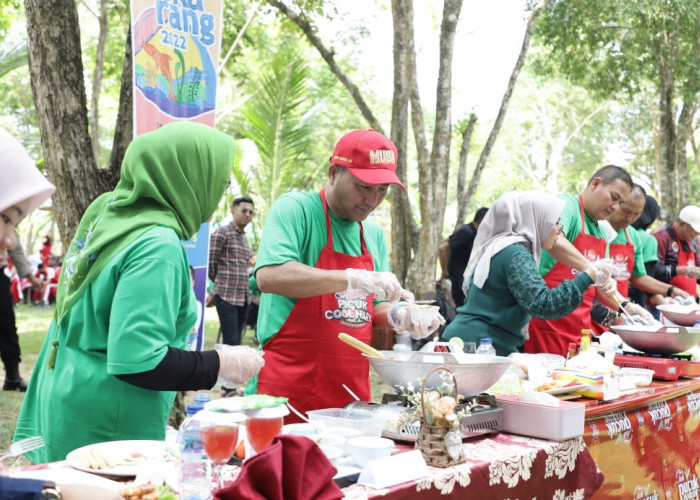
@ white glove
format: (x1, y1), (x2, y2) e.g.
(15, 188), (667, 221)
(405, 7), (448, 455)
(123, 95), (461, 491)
(623, 301), (654, 322)
(674, 295), (696, 306)
(387, 302), (446, 340)
(345, 268), (413, 302)
(596, 276), (618, 296)
(585, 258), (615, 283)
(216, 345), (265, 386)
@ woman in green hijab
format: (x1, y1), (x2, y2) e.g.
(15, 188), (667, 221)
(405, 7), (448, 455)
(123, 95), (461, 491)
(14, 122), (264, 463)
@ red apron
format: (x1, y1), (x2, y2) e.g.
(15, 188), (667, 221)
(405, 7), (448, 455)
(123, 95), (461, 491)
(669, 229), (698, 296)
(591, 228), (635, 335)
(526, 195), (606, 356)
(257, 189), (375, 424)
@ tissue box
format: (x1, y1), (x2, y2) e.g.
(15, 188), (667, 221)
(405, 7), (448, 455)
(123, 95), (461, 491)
(496, 395), (585, 441)
(551, 367), (620, 401)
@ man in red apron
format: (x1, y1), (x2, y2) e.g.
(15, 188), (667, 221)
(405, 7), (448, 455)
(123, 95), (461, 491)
(591, 185), (688, 333)
(527, 165), (633, 356)
(652, 205), (700, 301)
(246, 130), (444, 423)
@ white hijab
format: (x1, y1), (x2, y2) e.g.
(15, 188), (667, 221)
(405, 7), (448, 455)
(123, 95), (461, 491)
(0, 127), (55, 214)
(463, 190), (565, 296)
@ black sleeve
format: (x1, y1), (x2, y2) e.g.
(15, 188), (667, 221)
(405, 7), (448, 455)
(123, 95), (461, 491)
(591, 300), (618, 328)
(115, 348), (220, 391)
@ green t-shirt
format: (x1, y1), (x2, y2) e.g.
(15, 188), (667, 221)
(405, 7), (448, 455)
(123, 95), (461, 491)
(253, 191), (391, 346)
(634, 227), (659, 264)
(539, 194), (608, 276)
(15, 227), (196, 463)
(443, 244), (593, 356)
(607, 227), (646, 278)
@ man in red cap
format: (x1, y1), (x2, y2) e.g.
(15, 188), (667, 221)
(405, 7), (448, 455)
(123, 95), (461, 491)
(245, 129), (444, 421)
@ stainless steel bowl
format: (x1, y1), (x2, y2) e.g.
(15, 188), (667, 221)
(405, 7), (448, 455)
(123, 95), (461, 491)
(656, 304), (700, 326)
(611, 325), (700, 355)
(366, 351), (512, 396)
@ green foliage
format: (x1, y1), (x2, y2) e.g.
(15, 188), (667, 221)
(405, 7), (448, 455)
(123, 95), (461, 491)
(234, 40), (323, 212)
(533, 0), (700, 100)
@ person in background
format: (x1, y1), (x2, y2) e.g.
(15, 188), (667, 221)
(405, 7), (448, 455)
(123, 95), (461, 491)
(527, 165), (632, 356)
(208, 196), (255, 396)
(246, 129), (444, 422)
(438, 207), (489, 307)
(652, 205), (700, 301)
(14, 122), (264, 463)
(442, 191), (613, 356)
(208, 196), (255, 347)
(0, 128), (55, 392)
(591, 185), (685, 332)
(2, 239), (45, 391)
(629, 194), (662, 311)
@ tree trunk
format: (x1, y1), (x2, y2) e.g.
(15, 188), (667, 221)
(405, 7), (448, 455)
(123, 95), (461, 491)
(462, 0), (550, 215)
(455, 114), (477, 231)
(406, 0), (462, 297)
(389, 0), (415, 285)
(90, 0), (108, 165)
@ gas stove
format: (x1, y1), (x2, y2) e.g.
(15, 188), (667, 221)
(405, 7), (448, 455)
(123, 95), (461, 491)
(614, 351), (700, 380)
(345, 393), (503, 442)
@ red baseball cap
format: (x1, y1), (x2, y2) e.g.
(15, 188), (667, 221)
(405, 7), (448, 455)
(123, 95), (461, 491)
(330, 129), (405, 190)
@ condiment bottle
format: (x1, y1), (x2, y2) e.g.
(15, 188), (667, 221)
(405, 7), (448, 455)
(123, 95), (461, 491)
(579, 329), (592, 352)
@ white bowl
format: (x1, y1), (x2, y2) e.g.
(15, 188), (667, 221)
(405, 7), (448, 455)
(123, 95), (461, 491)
(406, 304), (441, 323)
(318, 444), (343, 465)
(283, 423), (318, 437)
(346, 436), (394, 467)
(620, 367), (654, 387)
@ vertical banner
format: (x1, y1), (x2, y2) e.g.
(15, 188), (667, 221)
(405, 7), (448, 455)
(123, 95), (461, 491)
(130, 0), (224, 350)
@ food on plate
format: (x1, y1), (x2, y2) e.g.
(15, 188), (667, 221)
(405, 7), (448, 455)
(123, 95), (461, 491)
(535, 379), (579, 392)
(73, 443), (174, 471)
(119, 483), (157, 500)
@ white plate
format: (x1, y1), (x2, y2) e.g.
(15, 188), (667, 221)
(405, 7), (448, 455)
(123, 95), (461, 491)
(542, 383), (589, 395)
(66, 440), (172, 477)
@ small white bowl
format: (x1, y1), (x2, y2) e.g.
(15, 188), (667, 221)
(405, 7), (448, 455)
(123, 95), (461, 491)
(346, 436), (394, 467)
(319, 444), (344, 465)
(283, 423), (319, 437)
(406, 304), (440, 323)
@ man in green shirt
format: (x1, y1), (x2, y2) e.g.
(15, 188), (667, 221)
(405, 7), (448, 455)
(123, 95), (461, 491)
(526, 165), (633, 356)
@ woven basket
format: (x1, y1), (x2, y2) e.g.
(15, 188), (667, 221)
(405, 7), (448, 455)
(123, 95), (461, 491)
(414, 366), (466, 468)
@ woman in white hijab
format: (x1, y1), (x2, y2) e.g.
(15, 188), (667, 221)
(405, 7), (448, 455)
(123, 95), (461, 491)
(442, 191), (611, 355)
(0, 127), (55, 258)
(0, 127), (55, 391)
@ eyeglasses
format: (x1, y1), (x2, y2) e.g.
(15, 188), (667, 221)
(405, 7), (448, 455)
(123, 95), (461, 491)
(555, 221), (564, 235)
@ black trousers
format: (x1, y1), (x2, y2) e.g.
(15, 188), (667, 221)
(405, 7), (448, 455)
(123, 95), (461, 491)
(0, 268), (21, 370)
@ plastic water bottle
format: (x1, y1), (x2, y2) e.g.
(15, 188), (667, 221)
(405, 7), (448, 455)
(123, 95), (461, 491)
(476, 338), (496, 356)
(178, 404), (209, 500)
(192, 392), (211, 411)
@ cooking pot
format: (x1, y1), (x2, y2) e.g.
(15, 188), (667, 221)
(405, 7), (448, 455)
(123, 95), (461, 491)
(365, 350), (512, 396)
(656, 304), (700, 326)
(610, 324), (700, 355)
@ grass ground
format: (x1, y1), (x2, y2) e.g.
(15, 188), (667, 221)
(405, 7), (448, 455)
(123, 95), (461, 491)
(1, 303), (392, 469)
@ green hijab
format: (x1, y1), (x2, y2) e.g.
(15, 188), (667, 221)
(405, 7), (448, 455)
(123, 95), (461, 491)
(55, 121), (234, 324)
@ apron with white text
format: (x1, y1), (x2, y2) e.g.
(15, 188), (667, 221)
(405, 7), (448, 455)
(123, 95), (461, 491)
(526, 195), (606, 356)
(256, 189), (375, 424)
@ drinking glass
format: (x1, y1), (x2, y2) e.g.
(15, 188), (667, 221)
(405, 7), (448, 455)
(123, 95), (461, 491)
(245, 405), (290, 458)
(199, 410), (246, 491)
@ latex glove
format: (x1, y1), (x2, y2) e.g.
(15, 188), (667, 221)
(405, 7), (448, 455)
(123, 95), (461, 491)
(596, 276), (618, 296)
(345, 268), (413, 302)
(674, 294), (696, 306)
(217, 345), (265, 386)
(584, 258), (615, 283)
(686, 266), (700, 280)
(623, 301), (654, 322)
(387, 302), (446, 340)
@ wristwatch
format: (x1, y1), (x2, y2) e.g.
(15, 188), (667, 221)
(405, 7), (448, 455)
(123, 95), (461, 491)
(666, 285), (675, 297)
(40, 481), (61, 500)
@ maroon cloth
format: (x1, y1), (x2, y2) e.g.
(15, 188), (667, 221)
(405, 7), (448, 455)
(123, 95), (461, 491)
(214, 435), (343, 500)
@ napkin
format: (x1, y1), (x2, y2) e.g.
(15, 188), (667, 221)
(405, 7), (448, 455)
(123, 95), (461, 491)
(214, 435), (343, 500)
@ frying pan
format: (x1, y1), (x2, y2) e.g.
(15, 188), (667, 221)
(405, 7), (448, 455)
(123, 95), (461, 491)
(611, 324), (700, 355)
(656, 304), (700, 327)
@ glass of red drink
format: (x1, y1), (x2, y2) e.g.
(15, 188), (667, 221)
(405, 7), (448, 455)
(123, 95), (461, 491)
(245, 405), (290, 457)
(199, 411), (246, 490)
